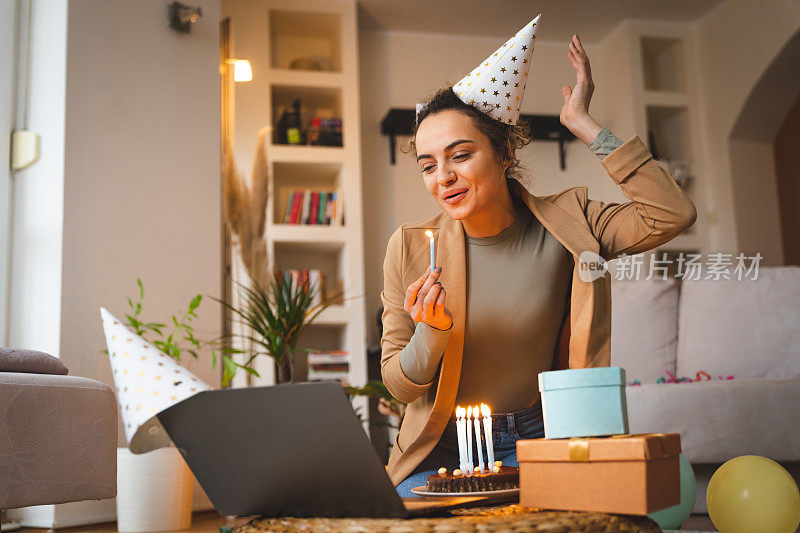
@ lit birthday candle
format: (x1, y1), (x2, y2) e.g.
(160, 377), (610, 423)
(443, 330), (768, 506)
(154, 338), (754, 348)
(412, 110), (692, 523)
(472, 405), (485, 473)
(455, 406), (468, 475)
(466, 405), (474, 473)
(424, 230), (435, 271)
(481, 403), (496, 467)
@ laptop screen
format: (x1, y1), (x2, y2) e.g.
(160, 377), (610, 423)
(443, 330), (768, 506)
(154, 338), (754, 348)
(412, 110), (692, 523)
(157, 382), (408, 518)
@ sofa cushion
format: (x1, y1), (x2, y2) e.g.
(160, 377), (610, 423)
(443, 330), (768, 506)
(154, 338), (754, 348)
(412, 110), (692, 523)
(610, 277), (679, 382)
(676, 266), (800, 379)
(0, 372), (117, 509)
(0, 347), (68, 375)
(626, 379), (800, 463)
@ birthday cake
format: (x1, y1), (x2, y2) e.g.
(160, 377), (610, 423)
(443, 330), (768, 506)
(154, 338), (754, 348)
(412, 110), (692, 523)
(425, 463), (519, 493)
(429, 404), (517, 493)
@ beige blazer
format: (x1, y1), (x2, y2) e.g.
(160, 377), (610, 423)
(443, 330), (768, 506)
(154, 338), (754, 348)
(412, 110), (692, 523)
(380, 135), (697, 486)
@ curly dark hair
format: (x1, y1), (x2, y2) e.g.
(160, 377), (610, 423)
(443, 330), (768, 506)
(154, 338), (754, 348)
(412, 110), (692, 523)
(402, 85), (533, 183)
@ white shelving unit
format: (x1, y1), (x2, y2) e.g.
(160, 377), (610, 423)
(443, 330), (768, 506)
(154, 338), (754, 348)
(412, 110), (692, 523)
(226, 0), (368, 422)
(628, 23), (707, 256)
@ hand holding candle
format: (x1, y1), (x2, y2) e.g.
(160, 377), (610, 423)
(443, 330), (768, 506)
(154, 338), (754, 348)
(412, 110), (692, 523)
(402, 245), (452, 331)
(424, 229), (435, 271)
(481, 403), (496, 467)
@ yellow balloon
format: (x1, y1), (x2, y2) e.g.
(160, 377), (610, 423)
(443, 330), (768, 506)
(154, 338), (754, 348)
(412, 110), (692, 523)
(707, 455), (800, 533)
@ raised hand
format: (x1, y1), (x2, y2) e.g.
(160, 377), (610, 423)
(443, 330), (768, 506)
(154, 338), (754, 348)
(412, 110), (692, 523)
(404, 266), (453, 331)
(560, 34), (602, 145)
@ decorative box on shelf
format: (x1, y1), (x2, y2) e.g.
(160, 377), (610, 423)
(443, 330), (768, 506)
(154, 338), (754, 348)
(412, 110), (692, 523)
(538, 367), (628, 439)
(517, 433), (682, 515)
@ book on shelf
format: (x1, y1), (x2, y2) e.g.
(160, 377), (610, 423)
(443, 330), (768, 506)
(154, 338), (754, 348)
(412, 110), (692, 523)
(307, 350), (350, 384)
(308, 363), (348, 373)
(308, 350), (350, 364)
(307, 372), (349, 385)
(318, 191), (327, 225)
(283, 189), (344, 226)
(309, 192), (319, 225)
(300, 190), (311, 225)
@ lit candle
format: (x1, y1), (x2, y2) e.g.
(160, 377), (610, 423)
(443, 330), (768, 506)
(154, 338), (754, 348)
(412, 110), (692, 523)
(481, 403), (495, 467)
(465, 405), (474, 473)
(472, 405), (485, 473)
(424, 229), (435, 271)
(455, 406), (468, 475)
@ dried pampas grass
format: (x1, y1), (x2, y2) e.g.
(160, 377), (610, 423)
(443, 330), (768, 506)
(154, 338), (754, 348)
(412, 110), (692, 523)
(223, 127), (270, 286)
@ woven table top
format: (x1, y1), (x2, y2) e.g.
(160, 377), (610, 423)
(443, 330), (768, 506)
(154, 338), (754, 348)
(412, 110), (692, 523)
(235, 504), (661, 532)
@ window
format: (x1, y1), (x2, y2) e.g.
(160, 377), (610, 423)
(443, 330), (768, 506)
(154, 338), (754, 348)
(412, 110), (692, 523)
(0, 0), (20, 344)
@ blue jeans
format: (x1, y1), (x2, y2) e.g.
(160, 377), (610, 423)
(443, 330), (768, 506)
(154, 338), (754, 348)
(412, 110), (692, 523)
(395, 400), (545, 497)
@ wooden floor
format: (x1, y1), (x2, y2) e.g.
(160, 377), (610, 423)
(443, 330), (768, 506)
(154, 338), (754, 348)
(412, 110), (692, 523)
(21, 512), (247, 533)
(681, 514), (717, 530)
(18, 511), (719, 532)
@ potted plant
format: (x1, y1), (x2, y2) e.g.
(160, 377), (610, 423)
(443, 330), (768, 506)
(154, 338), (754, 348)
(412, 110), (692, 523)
(103, 280), (252, 532)
(218, 271), (337, 383)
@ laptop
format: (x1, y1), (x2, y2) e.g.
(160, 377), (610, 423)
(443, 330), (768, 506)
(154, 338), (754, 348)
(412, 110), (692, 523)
(156, 381), (490, 518)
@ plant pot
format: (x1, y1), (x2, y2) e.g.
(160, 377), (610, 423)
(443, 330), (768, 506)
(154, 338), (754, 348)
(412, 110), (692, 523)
(117, 447), (193, 532)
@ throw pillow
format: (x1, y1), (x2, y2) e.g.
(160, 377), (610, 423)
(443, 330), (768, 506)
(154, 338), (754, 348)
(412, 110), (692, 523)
(610, 277), (679, 383)
(676, 266), (800, 380)
(0, 347), (69, 375)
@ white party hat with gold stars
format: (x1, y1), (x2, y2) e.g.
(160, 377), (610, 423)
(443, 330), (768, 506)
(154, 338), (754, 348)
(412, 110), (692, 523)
(100, 307), (211, 453)
(418, 15), (541, 126)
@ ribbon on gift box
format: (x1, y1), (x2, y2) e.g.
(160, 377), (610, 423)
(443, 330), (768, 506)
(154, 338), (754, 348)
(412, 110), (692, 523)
(568, 438), (590, 461)
(568, 433), (671, 462)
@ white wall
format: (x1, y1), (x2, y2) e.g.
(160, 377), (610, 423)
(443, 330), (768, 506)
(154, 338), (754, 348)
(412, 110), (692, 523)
(729, 140), (785, 264)
(692, 0), (800, 255)
(61, 0), (223, 407)
(9, 0), (223, 446)
(591, 22), (637, 141)
(359, 29), (628, 345)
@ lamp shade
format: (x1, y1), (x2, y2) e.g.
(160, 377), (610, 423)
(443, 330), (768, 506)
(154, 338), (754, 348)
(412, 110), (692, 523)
(100, 307), (211, 453)
(233, 59), (252, 82)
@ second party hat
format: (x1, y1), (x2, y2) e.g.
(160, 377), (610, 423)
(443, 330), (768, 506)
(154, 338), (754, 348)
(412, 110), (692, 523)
(100, 307), (211, 453)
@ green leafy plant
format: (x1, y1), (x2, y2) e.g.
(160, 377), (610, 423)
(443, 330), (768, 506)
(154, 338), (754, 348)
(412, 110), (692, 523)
(343, 380), (395, 402)
(344, 380), (406, 429)
(110, 278), (255, 387)
(216, 271), (338, 383)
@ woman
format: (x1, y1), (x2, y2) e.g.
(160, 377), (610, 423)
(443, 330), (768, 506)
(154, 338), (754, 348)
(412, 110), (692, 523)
(380, 25), (696, 497)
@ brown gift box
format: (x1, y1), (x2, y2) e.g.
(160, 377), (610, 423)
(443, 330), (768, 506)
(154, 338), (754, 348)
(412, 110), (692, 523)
(517, 433), (681, 515)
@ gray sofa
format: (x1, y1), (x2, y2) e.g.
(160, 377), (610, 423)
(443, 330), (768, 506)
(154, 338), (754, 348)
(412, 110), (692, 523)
(0, 365), (117, 511)
(610, 266), (800, 513)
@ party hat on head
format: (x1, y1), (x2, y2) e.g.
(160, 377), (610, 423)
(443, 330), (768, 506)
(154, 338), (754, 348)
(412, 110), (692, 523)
(100, 307), (211, 453)
(417, 15), (541, 126)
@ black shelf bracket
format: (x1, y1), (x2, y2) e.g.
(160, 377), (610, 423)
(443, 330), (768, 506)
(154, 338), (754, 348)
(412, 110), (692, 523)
(380, 109), (577, 170)
(380, 109), (414, 165)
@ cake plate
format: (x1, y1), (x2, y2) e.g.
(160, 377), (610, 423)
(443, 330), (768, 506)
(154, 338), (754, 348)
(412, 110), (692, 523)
(411, 486), (519, 498)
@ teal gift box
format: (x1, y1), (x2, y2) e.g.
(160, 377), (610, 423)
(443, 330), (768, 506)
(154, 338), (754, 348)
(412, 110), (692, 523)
(538, 367), (629, 439)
